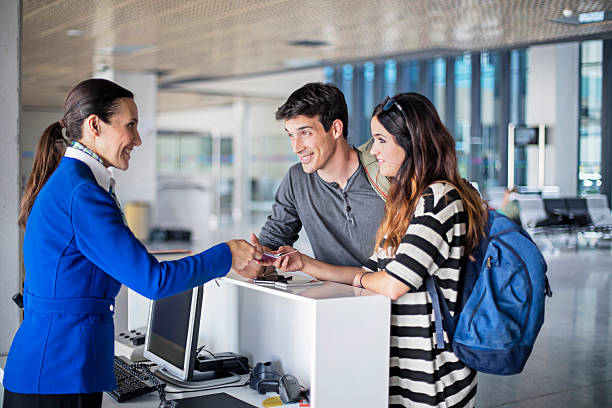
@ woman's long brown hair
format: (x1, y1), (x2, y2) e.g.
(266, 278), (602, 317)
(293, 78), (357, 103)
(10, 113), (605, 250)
(18, 79), (133, 228)
(373, 93), (487, 258)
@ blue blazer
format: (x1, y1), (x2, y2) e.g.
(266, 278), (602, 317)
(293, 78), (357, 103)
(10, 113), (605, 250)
(3, 157), (232, 394)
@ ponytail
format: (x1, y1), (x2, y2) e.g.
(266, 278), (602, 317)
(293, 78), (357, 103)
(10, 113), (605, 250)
(18, 121), (67, 228)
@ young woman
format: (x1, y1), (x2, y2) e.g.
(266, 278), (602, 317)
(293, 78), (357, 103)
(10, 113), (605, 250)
(260, 93), (487, 407)
(3, 79), (261, 408)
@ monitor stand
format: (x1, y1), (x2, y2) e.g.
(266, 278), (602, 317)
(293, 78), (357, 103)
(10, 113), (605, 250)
(154, 367), (241, 389)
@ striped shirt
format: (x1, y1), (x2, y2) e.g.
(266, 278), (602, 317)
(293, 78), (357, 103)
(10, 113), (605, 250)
(364, 182), (477, 408)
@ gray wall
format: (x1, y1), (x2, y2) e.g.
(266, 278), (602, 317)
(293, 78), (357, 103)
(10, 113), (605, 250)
(0, 0), (21, 354)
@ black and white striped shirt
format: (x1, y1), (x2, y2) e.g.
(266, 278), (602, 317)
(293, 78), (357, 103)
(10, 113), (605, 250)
(364, 182), (477, 408)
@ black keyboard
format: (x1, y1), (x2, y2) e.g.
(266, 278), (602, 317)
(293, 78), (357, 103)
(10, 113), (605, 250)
(106, 356), (158, 402)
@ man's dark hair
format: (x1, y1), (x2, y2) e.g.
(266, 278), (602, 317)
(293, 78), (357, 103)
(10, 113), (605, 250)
(275, 82), (348, 139)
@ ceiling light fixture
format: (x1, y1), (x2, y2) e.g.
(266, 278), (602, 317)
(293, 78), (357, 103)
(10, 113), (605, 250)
(550, 10), (611, 25)
(287, 40), (329, 48)
(96, 44), (153, 56)
(66, 29), (85, 37)
(281, 58), (324, 68)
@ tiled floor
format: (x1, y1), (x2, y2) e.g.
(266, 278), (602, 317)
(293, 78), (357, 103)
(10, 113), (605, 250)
(476, 242), (612, 407)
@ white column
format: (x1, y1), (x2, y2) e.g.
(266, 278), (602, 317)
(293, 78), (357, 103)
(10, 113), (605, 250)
(95, 70), (158, 332)
(527, 43), (579, 195)
(555, 43), (579, 196)
(232, 100), (249, 224)
(0, 0), (21, 354)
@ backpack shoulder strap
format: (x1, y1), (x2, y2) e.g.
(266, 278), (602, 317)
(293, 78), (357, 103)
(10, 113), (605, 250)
(357, 139), (390, 201)
(426, 277), (456, 348)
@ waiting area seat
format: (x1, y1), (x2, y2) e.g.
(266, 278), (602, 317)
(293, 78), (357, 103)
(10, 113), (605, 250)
(516, 195), (612, 248)
(585, 195), (612, 230)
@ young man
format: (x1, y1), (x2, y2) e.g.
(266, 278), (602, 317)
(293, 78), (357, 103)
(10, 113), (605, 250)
(237, 82), (388, 278)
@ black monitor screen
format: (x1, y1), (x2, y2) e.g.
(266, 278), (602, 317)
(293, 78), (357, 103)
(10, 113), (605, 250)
(147, 289), (193, 369)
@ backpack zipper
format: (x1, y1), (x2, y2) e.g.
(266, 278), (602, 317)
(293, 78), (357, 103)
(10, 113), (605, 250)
(468, 257), (492, 331)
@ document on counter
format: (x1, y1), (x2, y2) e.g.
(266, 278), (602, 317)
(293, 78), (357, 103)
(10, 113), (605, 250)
(274, 277), (323, 289)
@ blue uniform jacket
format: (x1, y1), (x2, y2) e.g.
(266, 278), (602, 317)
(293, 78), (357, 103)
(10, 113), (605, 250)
(3, 157), (232, 394)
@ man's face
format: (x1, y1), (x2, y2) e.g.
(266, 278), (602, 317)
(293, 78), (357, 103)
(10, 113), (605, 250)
(285, 115), (337, 174)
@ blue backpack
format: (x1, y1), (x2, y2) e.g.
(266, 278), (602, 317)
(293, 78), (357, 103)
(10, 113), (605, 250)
(426, 210), (553, 375)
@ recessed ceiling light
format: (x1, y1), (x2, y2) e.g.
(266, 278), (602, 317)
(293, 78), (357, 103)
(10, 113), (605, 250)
(287, 40), (329, 48)
(281, 58), (324, 68)
(551, 10), (611, 25)
(96, 44), (153, 55)
(578, 11), (605, 23)
(66, 29), (85, 37)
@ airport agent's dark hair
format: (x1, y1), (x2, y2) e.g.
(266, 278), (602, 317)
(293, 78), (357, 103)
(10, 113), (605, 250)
(373, 92), (487, 258)
(18, 79), (133, 228)
(275, 82), (349, 139)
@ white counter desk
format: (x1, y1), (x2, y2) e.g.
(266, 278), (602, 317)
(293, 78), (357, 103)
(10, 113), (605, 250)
(2, 273), (391, 407)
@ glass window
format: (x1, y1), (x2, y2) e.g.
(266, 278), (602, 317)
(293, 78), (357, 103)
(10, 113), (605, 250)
(578, 40), (603, 194)
(455, 54), (472, 177)
(510, 49), (529, 186)
(157, 131), (212, 174)
(247, 127), (297, 225)
(479, 51), (500, 189)
(399, 60), (419, 93)
(384, 59), (397, 97)
(342, 64), (354, 117)
(430, 58), (446, 122)
(323, 66), (334, 84)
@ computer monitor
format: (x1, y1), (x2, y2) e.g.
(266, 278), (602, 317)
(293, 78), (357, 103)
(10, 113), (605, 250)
(143, 286), (203, 381)
(143, 285), (240, 388)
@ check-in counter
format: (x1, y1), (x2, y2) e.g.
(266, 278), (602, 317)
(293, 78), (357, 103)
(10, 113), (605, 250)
(205, 272), (391, 407)
(1, 272), (391, 407)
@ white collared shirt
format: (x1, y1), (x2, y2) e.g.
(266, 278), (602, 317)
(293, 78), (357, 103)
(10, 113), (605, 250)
(64, 146), (114, 191)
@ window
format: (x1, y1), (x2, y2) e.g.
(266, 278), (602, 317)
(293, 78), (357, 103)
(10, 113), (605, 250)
(157, 131), (214, 173)
(399, 60), (419, 93)
(479, 52), (501, 189)
(455, 54), (472, 177)
(430, 58), (446, 120)
(383, 59), (397, 97)
(510, 49), (529, 186)
(578, 40), (603, 194)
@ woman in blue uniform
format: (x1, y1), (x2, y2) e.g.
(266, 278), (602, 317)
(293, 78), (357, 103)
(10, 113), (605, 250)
(3, 78), (261, 408)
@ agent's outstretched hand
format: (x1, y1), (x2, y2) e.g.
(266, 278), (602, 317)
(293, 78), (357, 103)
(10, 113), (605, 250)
(226, 237), (263, 271)
(231, 233), (267, 278)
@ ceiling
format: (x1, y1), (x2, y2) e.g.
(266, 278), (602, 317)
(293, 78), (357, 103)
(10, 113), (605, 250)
(22, 0), (612, 110)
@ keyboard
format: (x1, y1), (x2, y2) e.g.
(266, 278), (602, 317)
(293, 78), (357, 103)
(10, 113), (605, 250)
(106, 355), (159, 402)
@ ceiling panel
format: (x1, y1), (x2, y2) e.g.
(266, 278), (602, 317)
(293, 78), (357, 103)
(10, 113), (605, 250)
(21, 0), (612, 110)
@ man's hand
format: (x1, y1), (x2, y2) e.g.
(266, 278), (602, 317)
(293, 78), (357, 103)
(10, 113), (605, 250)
(258, 245), (305, 272)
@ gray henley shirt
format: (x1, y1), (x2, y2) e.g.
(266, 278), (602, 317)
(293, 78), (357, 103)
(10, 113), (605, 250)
(259, 160), (386, 267)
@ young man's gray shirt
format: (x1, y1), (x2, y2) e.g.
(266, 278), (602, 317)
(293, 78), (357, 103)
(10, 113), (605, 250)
(259, 162), (386, 267)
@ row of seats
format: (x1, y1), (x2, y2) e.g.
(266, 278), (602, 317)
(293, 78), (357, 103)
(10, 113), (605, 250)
(516, 195), (612, 234)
